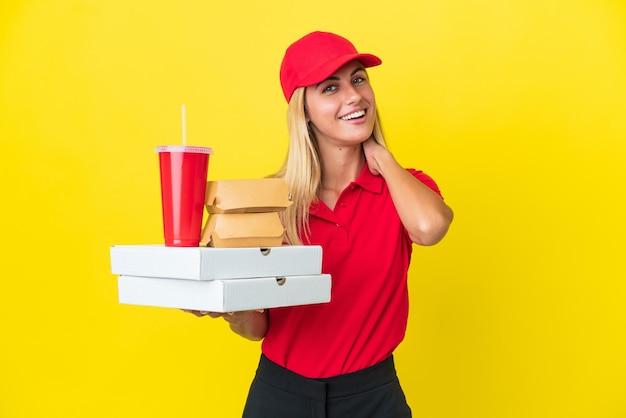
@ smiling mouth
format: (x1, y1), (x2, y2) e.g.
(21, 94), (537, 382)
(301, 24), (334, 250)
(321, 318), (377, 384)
(339, 110), (366, 121)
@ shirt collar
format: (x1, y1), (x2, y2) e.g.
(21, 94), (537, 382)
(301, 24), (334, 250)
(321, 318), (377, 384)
(354, 162), (384, 194)
(309, 163), (383, 215)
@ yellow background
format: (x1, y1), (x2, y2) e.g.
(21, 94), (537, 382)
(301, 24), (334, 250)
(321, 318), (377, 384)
(1, 1), (625, 417)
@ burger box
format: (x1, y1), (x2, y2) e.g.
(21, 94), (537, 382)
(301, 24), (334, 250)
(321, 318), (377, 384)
(117, 274), (332, 312)
(110, 245), (323, 280)
(200, 213), (285, 248)
(205, 178), (292, 214)
(201, 178), (292, 248)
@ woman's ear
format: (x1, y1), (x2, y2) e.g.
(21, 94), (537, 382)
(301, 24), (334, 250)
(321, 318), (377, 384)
(304, 103), (309, 123)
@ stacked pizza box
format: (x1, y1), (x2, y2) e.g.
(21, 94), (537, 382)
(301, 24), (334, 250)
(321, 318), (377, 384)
(111, 179), (331, 312)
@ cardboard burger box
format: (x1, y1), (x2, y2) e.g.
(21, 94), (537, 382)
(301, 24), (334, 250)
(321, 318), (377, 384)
(201, 178), (292, 248)
(205, 178), (292, 214)
(200, 213), (284, 248)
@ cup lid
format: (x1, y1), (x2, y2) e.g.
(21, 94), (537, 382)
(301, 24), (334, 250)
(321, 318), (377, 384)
(155, 145), (213, 154)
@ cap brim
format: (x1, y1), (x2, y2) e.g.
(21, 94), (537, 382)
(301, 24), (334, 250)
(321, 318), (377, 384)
(298, 53), (382, 88)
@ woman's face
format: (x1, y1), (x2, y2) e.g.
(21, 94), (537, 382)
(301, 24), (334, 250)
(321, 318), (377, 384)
(304, 60), (376, 147)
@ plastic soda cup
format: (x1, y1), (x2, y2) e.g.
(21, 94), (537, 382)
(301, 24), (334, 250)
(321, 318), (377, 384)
(155, 145), (213, 247)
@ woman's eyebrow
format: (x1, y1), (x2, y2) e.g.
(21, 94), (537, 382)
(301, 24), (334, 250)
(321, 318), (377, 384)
(315, 67), (366, 89)
(350, 66), (366, 76)
(316, 77), (338, 89)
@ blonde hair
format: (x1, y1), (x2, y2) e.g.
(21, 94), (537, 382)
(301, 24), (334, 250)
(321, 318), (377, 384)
(274, 86), (387, 245)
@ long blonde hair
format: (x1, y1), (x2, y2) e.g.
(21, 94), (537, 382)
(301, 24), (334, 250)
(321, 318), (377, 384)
(274, 86), (387, 245)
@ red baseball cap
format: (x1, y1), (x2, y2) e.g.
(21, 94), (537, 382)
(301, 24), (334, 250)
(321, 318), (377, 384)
(279, 31), (382, 103)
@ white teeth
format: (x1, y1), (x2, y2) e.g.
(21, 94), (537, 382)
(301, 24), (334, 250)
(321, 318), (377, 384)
(340, 110), (365, 120)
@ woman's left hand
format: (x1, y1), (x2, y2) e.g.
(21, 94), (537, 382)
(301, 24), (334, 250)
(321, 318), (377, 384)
(361, 136), (454, 246)
(362, 137), (386, 176)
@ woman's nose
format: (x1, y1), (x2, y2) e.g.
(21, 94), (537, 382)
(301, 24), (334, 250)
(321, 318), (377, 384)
(343, 84), (362, 104)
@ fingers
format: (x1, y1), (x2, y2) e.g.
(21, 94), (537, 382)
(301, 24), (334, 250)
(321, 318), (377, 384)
(181, 309), (222, 317)
(362, 138), (382, 176)
(181, 309), (265, 318)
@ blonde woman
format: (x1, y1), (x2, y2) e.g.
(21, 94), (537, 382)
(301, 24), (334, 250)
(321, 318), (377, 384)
(196, 31), (453, 417)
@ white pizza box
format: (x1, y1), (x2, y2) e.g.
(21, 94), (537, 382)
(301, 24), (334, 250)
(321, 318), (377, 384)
(117, 274), (332, 312)
(110, 245), (322, 281)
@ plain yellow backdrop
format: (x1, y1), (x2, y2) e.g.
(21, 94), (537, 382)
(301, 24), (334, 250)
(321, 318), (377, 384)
(1, 1), (625, 417)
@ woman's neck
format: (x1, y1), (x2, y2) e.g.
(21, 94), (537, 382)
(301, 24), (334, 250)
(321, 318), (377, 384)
(318, 143), (365, 208)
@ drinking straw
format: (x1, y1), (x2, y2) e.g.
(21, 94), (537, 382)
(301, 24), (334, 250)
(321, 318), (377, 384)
(181, 104), (187, 146)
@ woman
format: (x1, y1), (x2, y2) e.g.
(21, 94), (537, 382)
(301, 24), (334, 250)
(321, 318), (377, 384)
(195, 31), (453, 417)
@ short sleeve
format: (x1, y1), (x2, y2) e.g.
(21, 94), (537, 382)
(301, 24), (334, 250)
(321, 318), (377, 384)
(406, 169), (444, 199)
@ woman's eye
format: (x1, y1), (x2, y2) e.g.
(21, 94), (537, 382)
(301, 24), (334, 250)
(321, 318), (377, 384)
(353, 76), (365, 84)
(322, 85), (337, 93)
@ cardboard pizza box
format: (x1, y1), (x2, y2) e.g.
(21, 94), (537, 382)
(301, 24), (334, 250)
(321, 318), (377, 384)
(110, 244), (322, 280)
(117, 273), (332, 312)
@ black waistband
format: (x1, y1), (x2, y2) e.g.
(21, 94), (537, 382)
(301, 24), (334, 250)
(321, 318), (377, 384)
(255, 354), (398, 401)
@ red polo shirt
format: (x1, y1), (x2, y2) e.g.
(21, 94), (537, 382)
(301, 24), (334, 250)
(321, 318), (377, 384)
(262, 164), (443, 378)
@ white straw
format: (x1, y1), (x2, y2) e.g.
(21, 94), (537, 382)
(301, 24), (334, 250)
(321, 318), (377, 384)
(181, 104), (187, 146)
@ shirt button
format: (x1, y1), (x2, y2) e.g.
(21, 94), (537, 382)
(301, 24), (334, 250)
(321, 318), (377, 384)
(336, 223), (342, 228)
